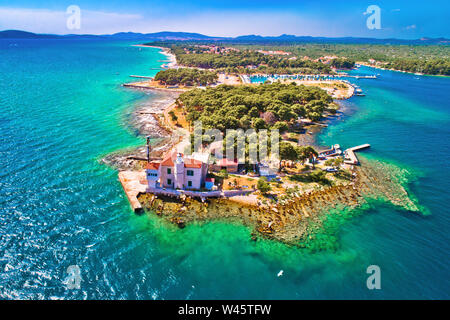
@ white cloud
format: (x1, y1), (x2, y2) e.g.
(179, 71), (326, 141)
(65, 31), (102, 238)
(405, 24), (417, 30)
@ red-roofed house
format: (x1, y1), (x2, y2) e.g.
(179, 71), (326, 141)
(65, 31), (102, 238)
(147, 151), (210, 190)
(212, 158), (239, 173)
(145, 162), (161, 188)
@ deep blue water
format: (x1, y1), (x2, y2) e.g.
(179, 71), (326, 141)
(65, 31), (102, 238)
(0, 40), (449, 299)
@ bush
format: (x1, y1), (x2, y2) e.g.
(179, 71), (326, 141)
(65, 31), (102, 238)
(257, 177), (271, 193)
(169, 110), (178, 121)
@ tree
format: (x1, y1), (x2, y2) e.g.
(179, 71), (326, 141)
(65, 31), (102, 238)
(279, 141), (298, 171)
(252, 118), (266, 130)
(292, 104), (306, 117)
(272, 121), (289, 133)
(331, 58), (355, 69)
(297, 146), (318, 169)
(168, 110), (178, 122)
(262, 111), (277, 125)
(279, 141), (297, 159)
(257, 177), (271, 194)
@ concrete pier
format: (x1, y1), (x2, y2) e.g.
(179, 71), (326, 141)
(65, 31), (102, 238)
(344, 144), (371, 165)
(118, 171), (148, 213)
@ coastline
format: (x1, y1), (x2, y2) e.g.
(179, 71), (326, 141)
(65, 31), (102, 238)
(137, 156), (419, 244)
(133, 44), (178, 69)
(103, 45), (185, 170)
(101, 90), (183, 170)
(357, 62), (450, 77)
(105, 45), (420, 245)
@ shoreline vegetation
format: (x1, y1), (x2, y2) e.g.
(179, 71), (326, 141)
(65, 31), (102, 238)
(150, 42), (449, 76)
(104, 43), (421, 247)
(357, 61), (450, 77)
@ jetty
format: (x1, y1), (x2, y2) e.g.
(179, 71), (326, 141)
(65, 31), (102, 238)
(118, 171), (148, 213)
(344, 144), (371, 165)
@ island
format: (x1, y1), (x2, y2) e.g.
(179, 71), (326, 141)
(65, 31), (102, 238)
(104, 42), (421, 248)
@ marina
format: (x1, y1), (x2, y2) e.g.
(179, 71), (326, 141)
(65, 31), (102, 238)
(248, 73), (378, 84)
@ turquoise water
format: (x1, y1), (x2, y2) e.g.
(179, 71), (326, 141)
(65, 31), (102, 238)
(0, 40), (449, 299)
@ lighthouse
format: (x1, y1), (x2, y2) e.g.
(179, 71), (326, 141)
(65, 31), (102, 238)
(174, 153), (185, 189)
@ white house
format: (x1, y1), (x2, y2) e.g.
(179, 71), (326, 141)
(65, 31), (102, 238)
(145, 162), (160, 188)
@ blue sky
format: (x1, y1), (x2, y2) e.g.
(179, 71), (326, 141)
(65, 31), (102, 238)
(0, 0), (448, 38)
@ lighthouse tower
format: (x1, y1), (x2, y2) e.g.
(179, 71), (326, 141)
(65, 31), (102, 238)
(174, 153), (185, 189)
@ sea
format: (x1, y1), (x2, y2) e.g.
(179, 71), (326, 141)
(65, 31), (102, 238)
(0, 39), (448, 299)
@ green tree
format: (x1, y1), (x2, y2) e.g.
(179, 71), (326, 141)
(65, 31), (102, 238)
(252, 118), (266, 130)
(257, 177), (271, 194)
(297, 146), (318, 169)
(272, 121), (289, 133)
(279, 141), (298, 171)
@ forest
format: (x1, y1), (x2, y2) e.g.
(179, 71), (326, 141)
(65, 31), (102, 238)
(330, 58), (356, 69)
(154, 68), (218, 86)
(150, 41), (450, 75)
(232, 43), (450, 75)
(177, 82), (334, 133)
(153, 44), (332, 74)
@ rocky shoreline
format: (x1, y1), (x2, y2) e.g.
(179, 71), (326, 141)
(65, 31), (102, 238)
(101, 89), (182, 170)
(102, 48), (419, 247)
(138, 157), (419, 245)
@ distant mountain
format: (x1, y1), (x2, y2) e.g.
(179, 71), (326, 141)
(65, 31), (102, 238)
(0, 30), (226, 41)
(233, 34), (450, 45)
(0, 30), (59, 39)
(0, 29), (448, 44)
(105, 31), (227, 40)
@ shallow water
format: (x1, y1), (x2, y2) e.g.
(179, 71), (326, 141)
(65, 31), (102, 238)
(0, 40), (448, 299)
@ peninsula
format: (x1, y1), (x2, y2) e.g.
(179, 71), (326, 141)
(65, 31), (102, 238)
(105, 43), (420, 247)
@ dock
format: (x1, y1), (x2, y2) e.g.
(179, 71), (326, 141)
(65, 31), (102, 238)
(118, 171), (148, 213)
(344, 144), (371, 165)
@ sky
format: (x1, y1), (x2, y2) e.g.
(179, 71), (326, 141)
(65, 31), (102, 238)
(0, 0), (449, 39)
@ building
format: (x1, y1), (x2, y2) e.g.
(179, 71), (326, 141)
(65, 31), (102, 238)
(211, 158), (239, 173)
(145, 162), (160, 188)
(259, 163), (278, 181)
(205, 178), (215, 190)
(146, 151), (210, 190)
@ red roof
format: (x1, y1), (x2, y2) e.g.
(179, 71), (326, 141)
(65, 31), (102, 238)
(145, 162), (160, 170)
(216, 158), (238, 166)
(205, 178), (215, 183)
(160, 151), (176, 166)
(160, 151), (203, 169)
(184, 158), (202, 169)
